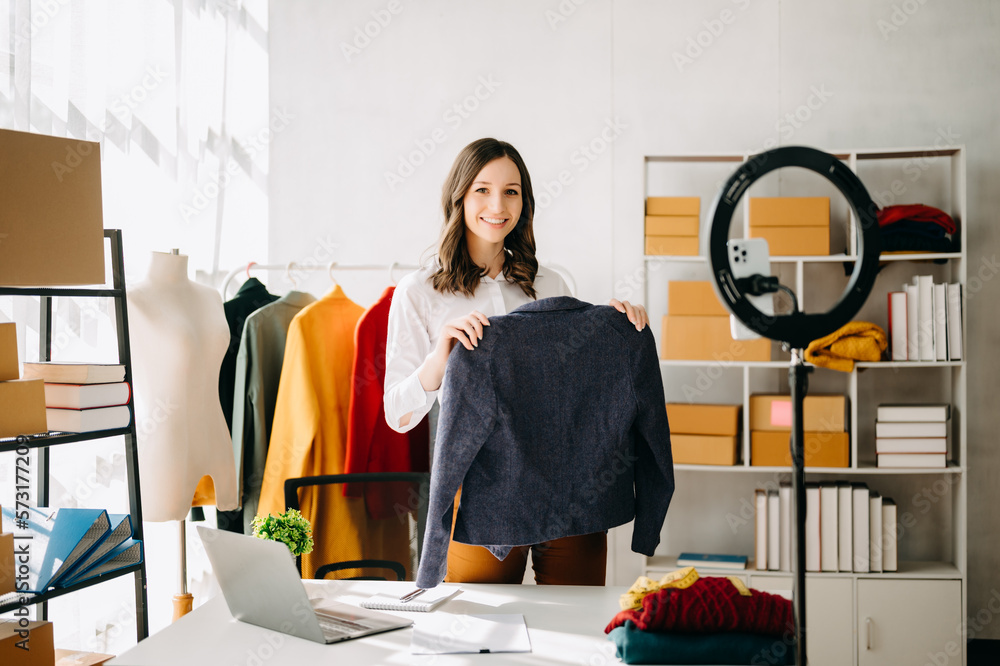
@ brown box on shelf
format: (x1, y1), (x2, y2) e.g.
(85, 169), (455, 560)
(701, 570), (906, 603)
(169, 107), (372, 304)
(55, 649), (116, 666)
(0, 379), (48, 438)
(751, 430), (850, 468)
(0, 532), (13, 595)
(749, 394), (847, 432)
(0, 619), (54, 666)
(666, 403), (741, 436)
(672, 434), (739, 465)
(646, 235), (699, 256)
(662, 316), (770, 361)
(749, 226), (829, 256)
(748, 196), (830, 256)
(646, 196), (700, 216)
(0, 323), (17, 381)
(645, 215), (699, 236)
(668, 281), (728, 317)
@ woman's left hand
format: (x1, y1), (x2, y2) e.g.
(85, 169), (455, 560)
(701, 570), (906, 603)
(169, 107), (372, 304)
(609, 299), (648, 331)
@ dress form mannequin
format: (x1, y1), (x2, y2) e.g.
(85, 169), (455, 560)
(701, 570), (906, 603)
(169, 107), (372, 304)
(128, 251), (238, 522)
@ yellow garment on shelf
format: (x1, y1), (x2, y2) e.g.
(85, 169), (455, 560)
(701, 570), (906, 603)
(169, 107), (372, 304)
(619, 567), (752, 610)
(804, 321), (887, 373)
(256, 286), (409, 579)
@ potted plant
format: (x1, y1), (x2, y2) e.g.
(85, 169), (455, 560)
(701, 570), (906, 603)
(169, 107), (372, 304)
(251, 508), (314, 557)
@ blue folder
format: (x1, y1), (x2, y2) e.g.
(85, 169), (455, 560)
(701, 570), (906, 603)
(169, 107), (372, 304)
(58, 539), (143, 587)
(56, 513), (133, 587)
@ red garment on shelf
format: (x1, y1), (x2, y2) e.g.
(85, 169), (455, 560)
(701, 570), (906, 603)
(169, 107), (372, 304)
(345, 286), (430, 519)
(605, 576), (793, 636)
(877, 204), (957, 234)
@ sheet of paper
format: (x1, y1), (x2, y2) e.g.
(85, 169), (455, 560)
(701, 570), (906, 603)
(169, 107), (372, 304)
(410, 613), (531, 654)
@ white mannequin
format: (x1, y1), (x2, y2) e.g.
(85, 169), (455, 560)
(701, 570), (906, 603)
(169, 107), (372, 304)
(127, 251), (238, 522)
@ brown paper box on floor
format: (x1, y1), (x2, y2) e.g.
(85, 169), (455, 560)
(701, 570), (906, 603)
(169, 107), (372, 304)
(749, 225), (829, 256)
(0, 322), (17, 381)
(0, 619), (54, 666)
(55, 649), (116, 666)
(668, 281), (729, 317)
(666, 403), (741, 437)
(645, 235), (699, 256)
(751, 431), (850, 468)
(0, 379), (48, 438)
(662, 315), (770, 362)
(0, 532), (13, 595)
(671, 434), (739, 465)
(645, 215), (699, 236)
(749, 394), (847, 432)
(0, 128), (105, 287)
(749, 197), (829, 227)
(646, 196), (700, 216)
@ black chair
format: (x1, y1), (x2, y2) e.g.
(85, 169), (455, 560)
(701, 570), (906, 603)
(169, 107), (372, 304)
(284, 472), (430, 581)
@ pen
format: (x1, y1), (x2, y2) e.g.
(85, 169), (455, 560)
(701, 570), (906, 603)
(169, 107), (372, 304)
(399, 588), (426, 604)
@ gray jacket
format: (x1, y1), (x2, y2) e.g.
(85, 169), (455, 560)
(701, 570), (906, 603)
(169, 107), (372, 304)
(415, 296), (674, 588)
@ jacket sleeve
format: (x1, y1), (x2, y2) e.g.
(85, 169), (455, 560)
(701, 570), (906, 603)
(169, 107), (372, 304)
(383, 279), (439, 433)
(415, 344), (497, 589)
(630, 326), (675, 556)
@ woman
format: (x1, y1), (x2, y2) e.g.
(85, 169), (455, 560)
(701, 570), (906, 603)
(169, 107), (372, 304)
(384, 137), (648, 584)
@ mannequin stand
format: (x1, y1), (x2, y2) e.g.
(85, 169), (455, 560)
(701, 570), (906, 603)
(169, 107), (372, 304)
(172, 519), (193, 621)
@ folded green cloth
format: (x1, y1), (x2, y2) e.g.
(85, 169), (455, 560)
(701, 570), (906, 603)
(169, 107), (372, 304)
(607, 620), (795, 665)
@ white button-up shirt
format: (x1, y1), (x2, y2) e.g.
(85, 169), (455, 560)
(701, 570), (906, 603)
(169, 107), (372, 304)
(384, 263), (571, 432)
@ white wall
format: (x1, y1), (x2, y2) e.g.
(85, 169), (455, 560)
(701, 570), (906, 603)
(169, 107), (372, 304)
(271, 0), (1000, 637)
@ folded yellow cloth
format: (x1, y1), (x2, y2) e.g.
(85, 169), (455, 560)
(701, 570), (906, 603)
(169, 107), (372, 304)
(805, 321), (887, 372)
(618, 567), (751, 610)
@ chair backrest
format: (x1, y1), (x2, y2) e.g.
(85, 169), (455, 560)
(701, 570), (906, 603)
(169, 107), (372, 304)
(284, 472), (430, 581)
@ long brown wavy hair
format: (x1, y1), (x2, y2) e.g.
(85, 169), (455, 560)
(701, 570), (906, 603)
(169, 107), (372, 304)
(431, 138), (537, 298)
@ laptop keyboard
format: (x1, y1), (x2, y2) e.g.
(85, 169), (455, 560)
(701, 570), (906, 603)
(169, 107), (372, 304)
(316, 613), (373, 639)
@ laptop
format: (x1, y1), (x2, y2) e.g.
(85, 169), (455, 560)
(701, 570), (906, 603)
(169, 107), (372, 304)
(196, 526), (413, 644)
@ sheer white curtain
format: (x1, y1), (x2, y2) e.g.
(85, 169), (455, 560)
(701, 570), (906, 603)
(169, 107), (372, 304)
(0, 0), (269, 653)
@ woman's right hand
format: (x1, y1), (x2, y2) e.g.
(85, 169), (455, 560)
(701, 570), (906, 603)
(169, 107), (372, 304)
(418, 310), (491, 392)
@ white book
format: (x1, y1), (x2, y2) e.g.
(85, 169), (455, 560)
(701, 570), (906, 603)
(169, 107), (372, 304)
(820, 485), (839, 572)
(876, 437), (947, 454)
(853, 484), (870, 572)
(933, 283), (948, 361)
(44, 382), (131, 409)
(875, 421), (948, 438)
(888, 291), (908, 361)
(914, 275), (934, 361)
(870, 493), (883, 573)
(905, 283), (919, 361)
(767, 490), (780, 571)
(876, 404), (950, 422)
(947, 283), (963, 360)
(805, 484), (821, 573)
(877, 453), (947, 468)
(755, 489), (767, 571)
(46, 406), (131, 433)
(882, 500), (898, 572)
(779, 484), (792, 572)
(838, 483), (853, 572)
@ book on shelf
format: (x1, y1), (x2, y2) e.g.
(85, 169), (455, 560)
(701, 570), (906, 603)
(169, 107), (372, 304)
(820, 485), (839, 572)
(853, 484), (870, 573)
(46, 405), (131, 433)
(877, 453), (947, 469)
(58, 514), (132, 585)
(876, 404), (950, 422)
(882, 500), (898, 572)
(755, 489), (767, 571)
(888, 291), (908, 361)
(870, 493), (883, 573)
(875, 421), (948, 438)
(913, 275), (934, 361)
(905, 283), (919, 361)
(933, 283), (948, 361)
(22, 362), (126, 385)
(779, 483), (791, 572)
(767, 490), (780, 571)
(361, 585), (462, 612)
(675, 553), (748, 570)
(947, 282), (963, 360)
(43, 382), (131, 409)
(837, 482), (853, 573)
(805, 484), (820, 573)
(876, 438), (947, 454)
(58, 539), (143, 587)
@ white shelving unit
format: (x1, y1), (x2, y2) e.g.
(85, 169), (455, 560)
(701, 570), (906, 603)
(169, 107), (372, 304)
(642, 147), (967, 666)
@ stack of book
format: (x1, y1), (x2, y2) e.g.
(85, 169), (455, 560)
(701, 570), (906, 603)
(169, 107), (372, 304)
(876, 403), (950, 468)
(755, 483), (897, 573)
(0, 322), (48, 438)
(887, 276), (963, 362)
(22, 362), (131, 434)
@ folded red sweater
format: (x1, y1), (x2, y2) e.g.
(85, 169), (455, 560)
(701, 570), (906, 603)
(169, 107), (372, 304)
(605, 577), (793, 636)
(877, 204), (956, 234)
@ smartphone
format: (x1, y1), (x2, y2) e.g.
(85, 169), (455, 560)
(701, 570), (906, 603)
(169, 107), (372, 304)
(727, 238), (774, 340)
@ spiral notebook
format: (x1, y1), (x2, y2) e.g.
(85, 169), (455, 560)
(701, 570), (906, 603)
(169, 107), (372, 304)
(361, 586), (462, 612)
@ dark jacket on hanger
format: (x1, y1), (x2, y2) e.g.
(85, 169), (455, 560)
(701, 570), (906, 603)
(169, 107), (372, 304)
(415, 296), (675, 589)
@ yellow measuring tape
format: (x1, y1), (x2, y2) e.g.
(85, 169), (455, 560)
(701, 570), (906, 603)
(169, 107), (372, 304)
(618, 566), (752, 610)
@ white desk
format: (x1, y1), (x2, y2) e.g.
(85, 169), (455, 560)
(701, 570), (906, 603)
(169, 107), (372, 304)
(109, 581), (628, 665)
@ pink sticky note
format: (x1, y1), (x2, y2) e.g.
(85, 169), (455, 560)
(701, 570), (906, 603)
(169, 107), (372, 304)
(770, 400), (792, 427)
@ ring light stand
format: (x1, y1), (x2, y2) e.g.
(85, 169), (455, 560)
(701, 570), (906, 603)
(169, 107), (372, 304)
(707, 146), (882, 665)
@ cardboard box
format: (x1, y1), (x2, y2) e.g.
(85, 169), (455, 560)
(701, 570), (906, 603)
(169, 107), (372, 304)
(0, 619), (54, 666)
(749, 225), (829, 256)
(749, 394), (848, 432)
(0, 532), (12, 595)
(662, 316), (770, 362)
(646, 196), (700, 216)
(0, 129), (105, 287)
(749, 197), (829, 227)
(646, 235), (699, 256)
(645, 215), (699, 236)
(666, 403), (741, 436)
(668, 281), (729, 317)
(751, 431), (850, 468)
(0, 323), (17, 381)
(671, 434), (739, 465)
(0, 379), (48, 438)
(55, 649), (116, 666)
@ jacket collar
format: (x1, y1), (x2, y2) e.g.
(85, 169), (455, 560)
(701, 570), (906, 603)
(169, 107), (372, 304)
(512, 296), (590, 314)
(235, 277), (271, 299)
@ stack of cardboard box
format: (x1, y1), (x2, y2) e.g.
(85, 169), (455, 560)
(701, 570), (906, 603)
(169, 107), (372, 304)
(666, 403), (741, 465)
(748, 197), (830, 256)
(0, 323), (47, 439)
(645, 197), (700, 256)
(750, 394), (849, 467)
(662, 281), (770, 361)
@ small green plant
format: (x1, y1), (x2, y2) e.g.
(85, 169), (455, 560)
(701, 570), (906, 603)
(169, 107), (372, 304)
(251, 509), (314, 556)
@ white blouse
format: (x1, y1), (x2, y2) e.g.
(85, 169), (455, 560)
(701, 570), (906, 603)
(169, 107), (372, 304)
(384, 263), (571, 433)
